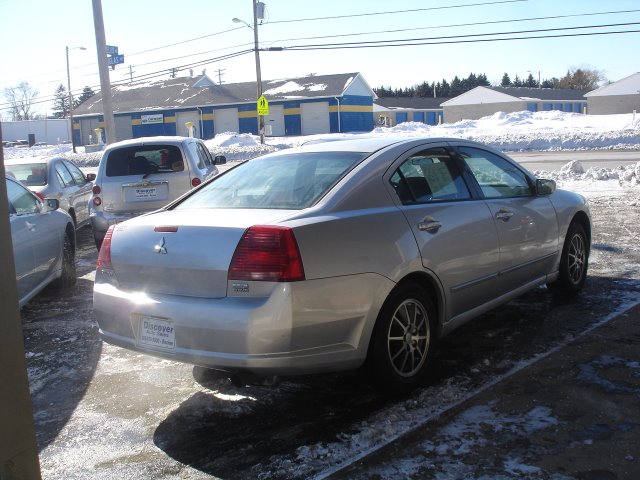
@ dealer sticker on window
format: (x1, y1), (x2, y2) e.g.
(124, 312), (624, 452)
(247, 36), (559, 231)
(136, 315), (176, 350)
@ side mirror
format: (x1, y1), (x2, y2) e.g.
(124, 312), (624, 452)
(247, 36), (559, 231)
(536, 178), (556, 196)
(214, 155), (226, 165)
(43, 198), (60, 212)
(86, 172), (96, 182)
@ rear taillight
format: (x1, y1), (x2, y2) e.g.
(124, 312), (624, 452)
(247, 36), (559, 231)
(96, 225), (115, 270)
(191, 177), (201, 187)
(228, 226), (305, 282)
(92, 184), (102, 206)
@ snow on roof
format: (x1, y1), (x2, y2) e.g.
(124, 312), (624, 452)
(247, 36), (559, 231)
(262, 81), (328, 95)
(440, 86), (521, 106)
(585, 72), (640, 97)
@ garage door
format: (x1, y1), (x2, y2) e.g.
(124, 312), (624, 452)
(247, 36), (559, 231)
(80, 118), (101, 145)
(264, 104), (285, 136)
(301, 102), (330, 135)
(214, 108), (239, 135)
(115, 116), (132, 141)
(176, 111), (201, 138)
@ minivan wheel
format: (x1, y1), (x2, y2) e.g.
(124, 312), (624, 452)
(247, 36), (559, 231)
(367, 283), (436, 392)
(548, 222), (589, 297)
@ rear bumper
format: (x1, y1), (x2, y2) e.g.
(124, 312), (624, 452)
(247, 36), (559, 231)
(89, 210), (151, 241)
(93, 274), (393, 376)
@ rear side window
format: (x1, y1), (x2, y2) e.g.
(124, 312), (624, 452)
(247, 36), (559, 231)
(104, 145), (184, 177)
(391, 148), (471, 204)
(177, 152), (365, 210)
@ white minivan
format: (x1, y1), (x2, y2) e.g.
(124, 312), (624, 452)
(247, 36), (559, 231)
(89, 136), (225, 249)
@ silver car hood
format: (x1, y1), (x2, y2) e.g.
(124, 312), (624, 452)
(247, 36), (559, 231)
(109, 208), (297, 298)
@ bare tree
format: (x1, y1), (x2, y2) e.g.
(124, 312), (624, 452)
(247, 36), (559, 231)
(3, 81), (39, 120)
(557, 68), (605, 90)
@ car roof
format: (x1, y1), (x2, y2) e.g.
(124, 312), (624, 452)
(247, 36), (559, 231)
(104, 136), (194, 151)
(276, 136), (485, 155)
(3, 156), (65, 165)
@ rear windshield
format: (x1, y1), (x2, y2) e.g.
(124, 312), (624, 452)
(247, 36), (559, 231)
(104, 145), (184, 177)
(6, 163), (47, 186)
(176, 152), (365, 210)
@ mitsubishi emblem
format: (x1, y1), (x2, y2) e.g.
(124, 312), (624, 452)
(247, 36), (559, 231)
(155, 236), (167, 254)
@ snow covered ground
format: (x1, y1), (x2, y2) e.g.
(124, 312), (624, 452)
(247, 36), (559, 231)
(5, 110), (640, 183)
(12, 110), (640, 479)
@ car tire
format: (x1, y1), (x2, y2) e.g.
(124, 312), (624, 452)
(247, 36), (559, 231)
(95, 238), (103, 251)
(366, 282), (436, 392)
(547, 222), (589, 297)
(54, 231), (77, 289)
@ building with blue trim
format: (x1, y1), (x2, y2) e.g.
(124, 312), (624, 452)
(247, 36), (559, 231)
(441, 86), (588, 123)
(72, 72), (376, 145)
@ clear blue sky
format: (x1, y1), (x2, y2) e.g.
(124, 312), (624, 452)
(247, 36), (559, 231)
(1, 0), (639, 117)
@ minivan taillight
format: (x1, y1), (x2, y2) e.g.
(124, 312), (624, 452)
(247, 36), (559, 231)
(228, 226), (305, 282)
(96, 225), (115, 270)
(191, 177), (201, 187)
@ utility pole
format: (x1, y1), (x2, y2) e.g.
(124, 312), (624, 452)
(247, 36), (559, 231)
(0, 122), (42, 480)
(129, 65), (134, 83)
(215, 68), (226, 85)
(91, 0), (116, 145)
(253, 0), (264, 144)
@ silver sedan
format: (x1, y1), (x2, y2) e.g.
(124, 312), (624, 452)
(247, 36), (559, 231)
(7, 175), (76, 307)
(94, 137), (590, 389)
(5, 156), (94, 229)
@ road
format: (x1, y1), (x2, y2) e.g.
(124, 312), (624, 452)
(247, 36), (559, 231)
(509, 149), (639, 172)
(20, 154), (640, 479)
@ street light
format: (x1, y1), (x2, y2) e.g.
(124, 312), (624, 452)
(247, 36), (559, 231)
(233, 1), (265, 144)
(66, 46), (86, 153)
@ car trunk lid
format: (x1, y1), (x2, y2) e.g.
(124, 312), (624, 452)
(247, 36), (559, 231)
(108, 208), (295, 298)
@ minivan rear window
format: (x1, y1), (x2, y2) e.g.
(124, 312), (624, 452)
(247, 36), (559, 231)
(105, 145), (184, 177)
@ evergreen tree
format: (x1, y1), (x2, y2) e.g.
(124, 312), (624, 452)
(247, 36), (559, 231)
(75, 86), (96, 106)
(512, 75), (523, 87)
(500, 73), (512, 87)
(524, 73), (538, 88)
(52, 84), (69, 119)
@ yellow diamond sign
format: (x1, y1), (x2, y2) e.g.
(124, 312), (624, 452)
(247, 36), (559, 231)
(257, 95), (269, 116)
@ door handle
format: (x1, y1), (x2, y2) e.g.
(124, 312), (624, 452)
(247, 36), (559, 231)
(495, 209), (514, 222)
(418, 220), (442, 233)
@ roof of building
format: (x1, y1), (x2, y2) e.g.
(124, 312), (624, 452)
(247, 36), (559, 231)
(73, 72), (375, 116)
(441, 86), (588, 106)
(584, 72), (640, 97)
(374, 97), (450, 110)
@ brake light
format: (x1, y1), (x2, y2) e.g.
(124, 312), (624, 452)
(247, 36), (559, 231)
(228, 226), (305, 282)
(96, 225), (115, 270)
(92, 197), (102, 206)
(191, 177), (202, 187)
(92, 185), (101, 194)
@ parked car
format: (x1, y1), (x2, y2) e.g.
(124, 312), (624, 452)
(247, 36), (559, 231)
(6, 175), (76, 308)
(93, 137), (591, 390)
(89, 136), (225, 249)
(4, 156), (95, 230)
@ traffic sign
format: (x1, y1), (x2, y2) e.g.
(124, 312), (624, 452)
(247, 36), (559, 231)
(106, 45), (119, 55)
(108, 54), (125, 66)
(257, 95), (269, 116)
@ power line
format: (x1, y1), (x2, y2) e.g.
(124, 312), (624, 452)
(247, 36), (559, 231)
(277, 21), (640, 49)
(266, 0), (528, 24)
(266, 9), (640, 44)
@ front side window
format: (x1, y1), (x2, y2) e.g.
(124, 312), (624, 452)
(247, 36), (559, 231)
(64, 160), (86, 185)
(55, 162), (75, 187)
(391, 148), (471, 204)
(105, 145), (184, 177)
(457, 146), (532, 199)
(177, 152), (365, 210)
